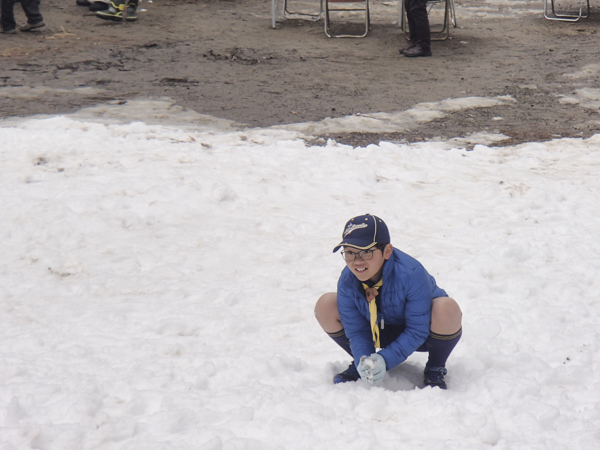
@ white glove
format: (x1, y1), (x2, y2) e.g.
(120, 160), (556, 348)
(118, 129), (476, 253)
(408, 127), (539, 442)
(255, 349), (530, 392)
(357, 353), (386, 385)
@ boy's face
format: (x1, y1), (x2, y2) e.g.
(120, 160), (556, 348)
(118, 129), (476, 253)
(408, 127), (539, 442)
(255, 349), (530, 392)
(344, 244), (393, 283)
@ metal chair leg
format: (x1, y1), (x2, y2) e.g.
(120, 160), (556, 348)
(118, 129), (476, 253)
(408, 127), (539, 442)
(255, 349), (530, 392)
(271, 0), (323, 28)
(544, 0), (590, 22)
(324, 0), (370, 38)
(283, 0), (324, 21)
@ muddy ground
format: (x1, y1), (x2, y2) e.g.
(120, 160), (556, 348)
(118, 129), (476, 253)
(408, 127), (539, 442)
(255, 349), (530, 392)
(1, 0), (599, 147)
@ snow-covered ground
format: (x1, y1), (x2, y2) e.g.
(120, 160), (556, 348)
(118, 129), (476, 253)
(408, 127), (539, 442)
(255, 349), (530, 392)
(1, 96), (599, 449)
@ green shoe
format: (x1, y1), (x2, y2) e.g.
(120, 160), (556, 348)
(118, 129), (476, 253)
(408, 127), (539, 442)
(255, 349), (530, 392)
(96, 0), (125, 21)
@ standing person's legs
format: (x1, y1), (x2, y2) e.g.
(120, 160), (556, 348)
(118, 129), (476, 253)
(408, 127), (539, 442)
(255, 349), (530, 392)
(404, 0), (431, 50)
(1, 0), (18, 32)
(404, 0), (417, 43)
(19, 0), (44, 29)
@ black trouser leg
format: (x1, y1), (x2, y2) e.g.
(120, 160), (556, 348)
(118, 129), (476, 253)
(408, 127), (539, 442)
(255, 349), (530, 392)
(21, 0), (44, 25)
(404, 0), (430, 49)
(1, 0), (17, 31)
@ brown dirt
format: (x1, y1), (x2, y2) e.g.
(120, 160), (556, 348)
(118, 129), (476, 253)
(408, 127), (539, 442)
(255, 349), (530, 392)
(1, 0), (600, 147)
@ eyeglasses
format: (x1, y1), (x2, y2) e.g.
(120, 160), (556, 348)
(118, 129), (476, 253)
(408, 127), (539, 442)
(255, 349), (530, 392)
(340, 248), (380, 262)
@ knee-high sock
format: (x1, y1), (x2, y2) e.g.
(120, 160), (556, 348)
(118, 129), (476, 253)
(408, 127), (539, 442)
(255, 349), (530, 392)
(327, 329), (353, 357)
(425, 328), (462, 368)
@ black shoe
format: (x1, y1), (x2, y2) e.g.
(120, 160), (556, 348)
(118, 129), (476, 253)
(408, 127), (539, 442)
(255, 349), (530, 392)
(402, 44), (432, 57)
(333, 363), (360, 384)
(89, 1), (109, 11)
(76, 0), (91, 6)
(423, 366), (447, 389)
(400, 41), (417, 54)
(125, 3), (138, 21)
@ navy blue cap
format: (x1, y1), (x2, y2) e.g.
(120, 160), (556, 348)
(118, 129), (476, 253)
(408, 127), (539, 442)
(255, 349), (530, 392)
(333, 214), (390, 253)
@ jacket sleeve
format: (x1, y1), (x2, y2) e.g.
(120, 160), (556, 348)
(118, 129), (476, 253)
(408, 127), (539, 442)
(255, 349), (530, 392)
(378, 265), (433, 369)
(336, 273), (375, 367)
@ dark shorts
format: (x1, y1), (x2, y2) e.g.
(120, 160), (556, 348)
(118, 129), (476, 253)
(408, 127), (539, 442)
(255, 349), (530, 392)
(378, 290), (447, 352)
(380, 324), (428, 352)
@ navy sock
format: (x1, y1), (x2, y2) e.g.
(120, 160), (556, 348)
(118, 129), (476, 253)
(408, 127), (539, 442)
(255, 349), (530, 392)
(425, 328), (462, 368)
(327, 329), (353, 357)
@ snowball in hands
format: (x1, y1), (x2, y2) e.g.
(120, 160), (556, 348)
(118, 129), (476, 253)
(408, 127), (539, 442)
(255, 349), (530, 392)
(357, 353), (386, 385)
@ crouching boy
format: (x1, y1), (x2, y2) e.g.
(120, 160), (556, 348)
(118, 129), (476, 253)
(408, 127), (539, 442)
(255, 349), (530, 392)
(315, 214), (462, 388)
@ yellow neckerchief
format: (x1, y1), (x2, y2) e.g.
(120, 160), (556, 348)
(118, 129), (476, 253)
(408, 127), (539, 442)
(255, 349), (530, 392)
(362, 279), (383, 349)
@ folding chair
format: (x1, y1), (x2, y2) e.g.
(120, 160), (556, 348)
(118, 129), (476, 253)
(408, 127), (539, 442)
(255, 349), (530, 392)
(324, 0), (370, 38)
(543, 0), (590, 22)
(399, 0), (456, 41)
(272, 0), (323, 28)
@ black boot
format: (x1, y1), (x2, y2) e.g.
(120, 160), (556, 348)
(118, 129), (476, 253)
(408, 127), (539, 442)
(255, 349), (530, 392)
(126, 0), (139, 21)
(402, 44), (432, 57)
(423, 366), (447, 389)
(333, 363), (360, 384)
(89, 1), (110, 11)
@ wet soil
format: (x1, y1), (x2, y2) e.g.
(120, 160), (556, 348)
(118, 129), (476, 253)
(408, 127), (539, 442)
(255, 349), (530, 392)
(1, 0), (600, 146)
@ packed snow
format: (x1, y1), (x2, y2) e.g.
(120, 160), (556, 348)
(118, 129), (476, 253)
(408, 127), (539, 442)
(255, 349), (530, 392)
(1, 95), (599, 449)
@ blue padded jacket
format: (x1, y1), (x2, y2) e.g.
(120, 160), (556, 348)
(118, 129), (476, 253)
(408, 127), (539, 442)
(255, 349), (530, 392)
(337, 248), (447, 370)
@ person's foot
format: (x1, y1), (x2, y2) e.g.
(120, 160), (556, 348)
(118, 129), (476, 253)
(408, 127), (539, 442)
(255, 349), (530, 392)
(96, 1), (125, 21)
(423, 366), (447, 389)
(1, 28), (17, 34)
(333, 363), (360, 384)
(125, 3), (138, 21)
(402, 44), (432, 57)
(76, 0), (91, 6)
(89, 1), (109, 11)
(400, 41), (417, 54)
(19, 22), (45, 32)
